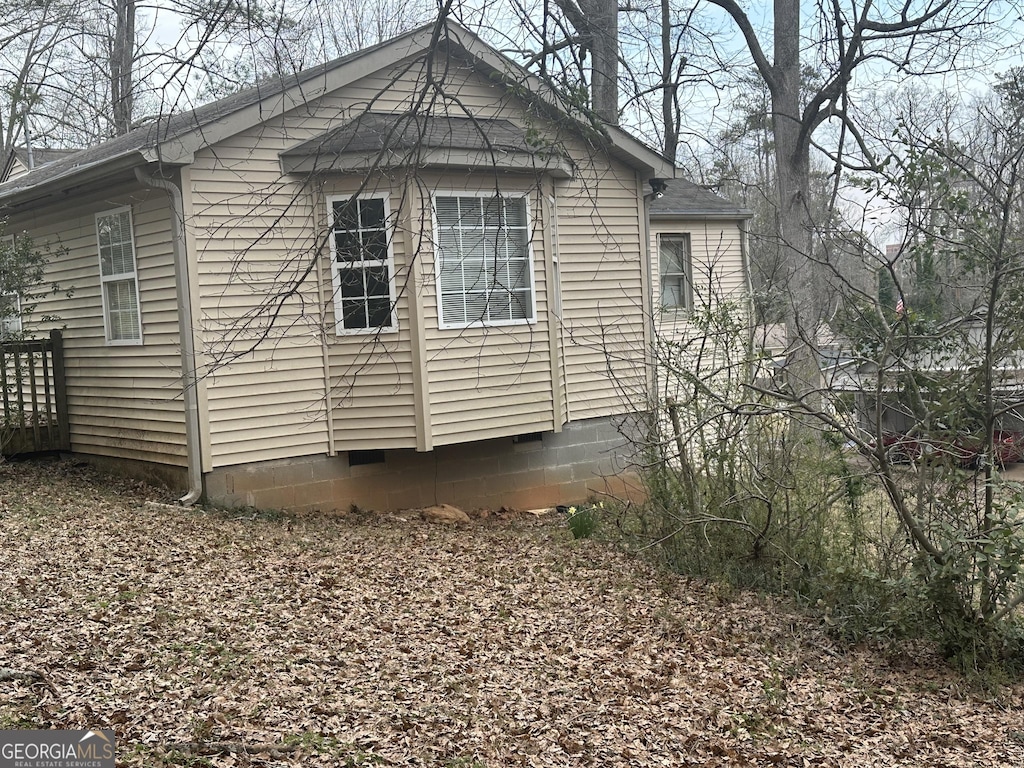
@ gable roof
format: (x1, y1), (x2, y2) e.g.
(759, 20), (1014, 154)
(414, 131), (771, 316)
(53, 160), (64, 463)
(650, 179), (752, 220)
(0, 21), (675, 210)
(1, 147), (80, 184)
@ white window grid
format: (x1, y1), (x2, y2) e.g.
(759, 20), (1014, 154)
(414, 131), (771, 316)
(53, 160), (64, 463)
(433, 193), (536, 329)
(659, 233), (693, 312)
(96, 206), (143, 345)
(326, 194), (399, 336)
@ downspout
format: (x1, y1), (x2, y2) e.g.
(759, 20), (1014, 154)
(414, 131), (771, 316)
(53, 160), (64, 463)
(134, 166), (203, 505)
(640, 179), (661, 410)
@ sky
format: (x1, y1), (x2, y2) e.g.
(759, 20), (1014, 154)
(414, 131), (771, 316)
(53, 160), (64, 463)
(91, 0), (1024, 248)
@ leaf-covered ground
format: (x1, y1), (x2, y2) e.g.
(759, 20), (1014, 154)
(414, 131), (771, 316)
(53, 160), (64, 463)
(1, 458), (1022, 767)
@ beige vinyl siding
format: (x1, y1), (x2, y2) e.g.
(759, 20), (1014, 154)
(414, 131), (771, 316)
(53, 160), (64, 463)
(187, 55), (558, 459)
(650, 217), (749, 408)
(558, 159), (648, 420)
(186, 69), (446, 463)
(5, 185), (187, 464)
(189, 124), (329, 467)
(305, 59), (524, 125)
(651, 218), (747, 341)
(188, 123), (344, 464)
(426, 336), (555, 444)
(418, 175), (555, 445)
(320, 177), (416, 451)
(187, 49), (654, 462)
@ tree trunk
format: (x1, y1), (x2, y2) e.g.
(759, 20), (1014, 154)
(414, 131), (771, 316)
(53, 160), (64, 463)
(110, 0), (135, 135)
(771, 0), (820, 404)
(661, 0), (678, 159)
(589, 0), (618, 123)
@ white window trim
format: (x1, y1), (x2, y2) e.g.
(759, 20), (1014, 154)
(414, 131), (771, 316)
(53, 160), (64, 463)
(96, 206), (143, 346)
(547, 194), (562, 319)
(658, 232), (694, 313)
(326, 193), (399, 336)
(0, 234), (20, 338)
(1, 294), (22, 338)
(1, 231), (20, 336)
(431, 190), (537, 330)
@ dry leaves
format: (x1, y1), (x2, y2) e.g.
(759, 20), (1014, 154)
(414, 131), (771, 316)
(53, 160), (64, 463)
(0, 457), (1022, 767)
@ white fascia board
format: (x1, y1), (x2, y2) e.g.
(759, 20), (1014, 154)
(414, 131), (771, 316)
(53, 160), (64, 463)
(651, 210), (755, 221)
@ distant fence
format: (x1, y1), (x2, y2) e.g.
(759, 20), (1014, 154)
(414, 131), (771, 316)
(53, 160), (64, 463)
(1, 330), (70, 455)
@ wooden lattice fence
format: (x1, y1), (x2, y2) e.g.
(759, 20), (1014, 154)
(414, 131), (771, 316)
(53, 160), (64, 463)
(1, 330), (70, 455)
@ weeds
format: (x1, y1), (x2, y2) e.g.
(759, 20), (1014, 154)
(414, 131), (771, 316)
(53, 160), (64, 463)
(623, 296), (1024, 680)
(565, 503), (602, 539)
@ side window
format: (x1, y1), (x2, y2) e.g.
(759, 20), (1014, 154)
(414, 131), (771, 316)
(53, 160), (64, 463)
(328, 196), (397, 334)
(434, 194), (534, 328)
(0, 235), (20, 338)
(0, 294), (21, 339)
(659, 233), (693, 312)
(96, 207), (142, 344)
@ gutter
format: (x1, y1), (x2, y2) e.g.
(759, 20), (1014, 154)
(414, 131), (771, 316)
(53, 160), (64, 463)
(650, 210), (754, 221)
(0, 152), (149, 210)
(134, 166), (204, 506)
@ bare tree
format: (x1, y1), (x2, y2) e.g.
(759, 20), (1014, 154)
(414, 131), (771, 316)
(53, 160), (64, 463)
(800, 80), (1024, 665)
(616, 0), (711, 161)
(109, 0), (137, 135)
(703, 0), (1005, 401)
(0, 0), (80, 155)
(553, 0), (620, 121)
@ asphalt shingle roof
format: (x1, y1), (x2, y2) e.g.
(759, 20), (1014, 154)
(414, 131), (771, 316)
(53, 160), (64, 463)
(0, 22), (675, 204)
(650, 178), (750, 218)
(0, 44), (375, 200)
(12, 147), (80, 168)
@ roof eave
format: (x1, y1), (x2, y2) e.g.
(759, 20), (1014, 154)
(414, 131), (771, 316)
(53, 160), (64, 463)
(0, 151), (156, 211)
(0, 149), (17, 185)
(148, 27), (445, 167)
(602, 126), (678, 179)
(651, 209), (754, 220)
(1, 20), (680, 205)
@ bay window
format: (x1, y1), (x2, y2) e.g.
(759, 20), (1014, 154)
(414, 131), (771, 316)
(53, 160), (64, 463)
(328, 195), (397, 334)
(434, 195), (534, 327)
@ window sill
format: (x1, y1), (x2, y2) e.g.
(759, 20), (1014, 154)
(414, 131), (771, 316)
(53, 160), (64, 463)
(437, 317), (536, 331)
(105, 338), (144, 347)
(334, 325), (400, 337)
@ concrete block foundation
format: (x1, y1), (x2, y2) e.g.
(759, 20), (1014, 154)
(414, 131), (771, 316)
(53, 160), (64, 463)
(203, 416), (644, 513)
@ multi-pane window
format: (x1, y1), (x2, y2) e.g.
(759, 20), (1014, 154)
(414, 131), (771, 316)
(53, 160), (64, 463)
(435, 195), (533, 327)
(0, 294), (20, 338)
(329, 196), (396, 333)
(96, 208), (142, 344)
(659, 233), (693, 311)
(0, 235), (19, 338)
